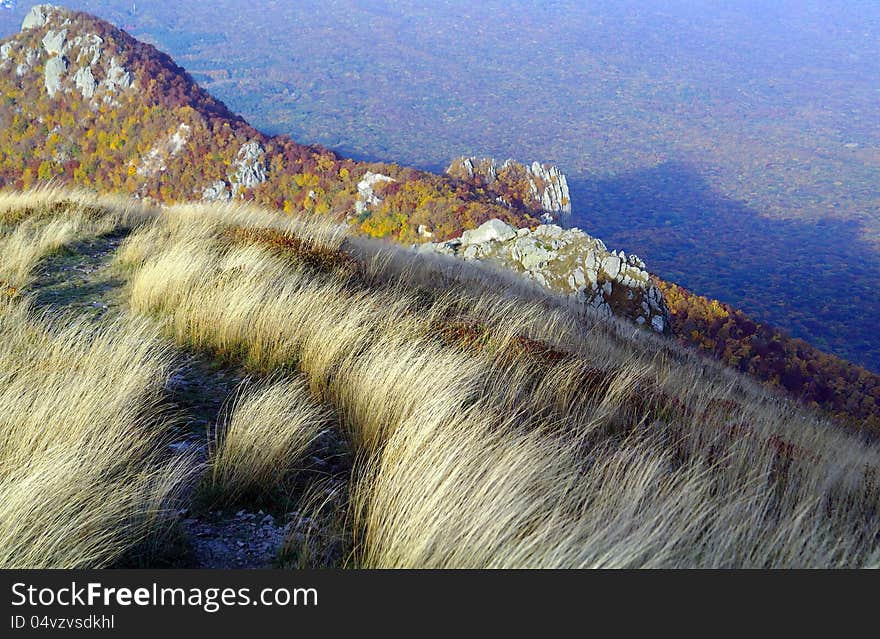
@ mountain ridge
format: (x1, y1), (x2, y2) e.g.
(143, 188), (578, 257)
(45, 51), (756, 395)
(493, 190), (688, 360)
(0, 4), (545, 241)
(1, 4), (878, 430)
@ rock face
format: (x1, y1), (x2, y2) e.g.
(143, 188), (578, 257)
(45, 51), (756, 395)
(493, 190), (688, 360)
(73, 64), (95, 97)
(447, 156), (572, 221)
(231, 140), (267, 190)
(41, 28), (67, 56)
(355, 171), (396, 215)
(43, 54), (66, 97)
(201, 141), (267, 199)
(418, 219), (671, 333)
(527, 161), (571, 218)
(104, 56), (131, 92)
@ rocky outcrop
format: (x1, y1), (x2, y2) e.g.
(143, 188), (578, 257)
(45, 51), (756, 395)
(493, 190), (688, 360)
(21, 4), (51, 31)
(104, 56), (131, 92)
(43, 54), (66, 97)
(231, 140), (267, 191)
(447, 156), (571, 221)
(527, 161), (571, 218)
(73, 64), (95, 97)
(137, 123), (191, 176)
(355, 171), (395, 215)
(6, 5), (134, 103)
(418, 219), (670, 333)
(41, 28), (67, 56)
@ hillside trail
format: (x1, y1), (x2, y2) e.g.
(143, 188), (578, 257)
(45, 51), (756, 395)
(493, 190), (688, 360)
(28, 229), (349, 568)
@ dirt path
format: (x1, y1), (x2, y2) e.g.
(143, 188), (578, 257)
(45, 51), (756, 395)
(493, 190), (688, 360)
(28, 230), (351, 568)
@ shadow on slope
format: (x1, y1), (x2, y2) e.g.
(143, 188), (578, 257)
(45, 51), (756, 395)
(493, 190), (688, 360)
(567, 161), (880, 373)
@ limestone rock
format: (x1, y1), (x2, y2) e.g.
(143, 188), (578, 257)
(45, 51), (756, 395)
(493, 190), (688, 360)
(0, 43), (12, 62)
(137, 123), (191, 176)
(72, 34), (102, 66)
(41, 28), (68, 56)
(231, 140), (267, 190)
(73, 65), (96, 98)
(355, 171), (395, 215)
(447, 156), (571, 220)
(44, 55), (67, 97)
(418, 219), (671, 333)
(104, 56), (131, 92)
(527, 161), (571, 217)
(460, 219), (517, 245)
(21, 4), (51, 30)
(203, 180), (232, 202)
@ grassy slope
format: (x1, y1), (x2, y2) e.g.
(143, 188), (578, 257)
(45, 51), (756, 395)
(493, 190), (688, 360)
(2, 188), (880, 568)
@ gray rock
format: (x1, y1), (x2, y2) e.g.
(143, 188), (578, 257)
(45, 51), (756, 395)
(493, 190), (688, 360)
(651, 316), (666, 333)
(73, 65), (96, 98)
(461, 219), (517, 245)
(231, 140), (268, 190)
(22, 4), (51, 31)
(42, 29), (68, 56)
(518, 242), (555, 271)
(417, 218), (671, 333)
(528, 161), (571, 216)
(446, 156), (571, 220)
(0, 43), (12, 62)
(601, 255), (622, 279)
(355, 171), (395, 214)
(44, 55), (67, 97)
(72, 34), (103, 66)
(104, 56), (131, 92)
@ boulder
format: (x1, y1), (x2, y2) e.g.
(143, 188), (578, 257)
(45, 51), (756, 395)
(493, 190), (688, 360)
(460, 219), (517, 245)
(203, 180), (232, 202)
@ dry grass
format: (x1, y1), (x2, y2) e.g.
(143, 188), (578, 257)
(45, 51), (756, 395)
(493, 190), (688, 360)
(116, 201), (880, 568)
(207, 377), (330, 503)
(3, 188), (880, 568)
(0, 297), (195, 568)
(0, 185), (155, 290)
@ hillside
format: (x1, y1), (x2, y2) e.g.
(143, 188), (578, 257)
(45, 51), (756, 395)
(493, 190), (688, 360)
(3, 188), (880, 568)
(0, 4), (543, 241)
(1, 5), (879, 432)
